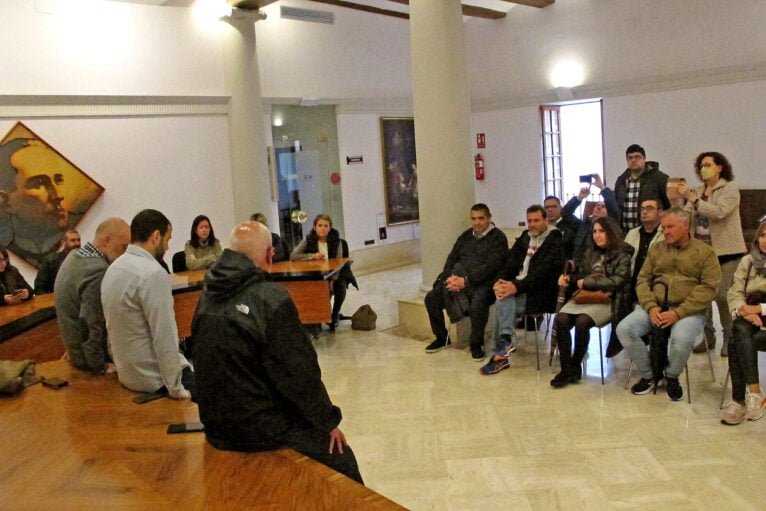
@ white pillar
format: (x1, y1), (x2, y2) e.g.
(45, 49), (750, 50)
(221, 14), (274, 224)
(409, 0), (475, 288)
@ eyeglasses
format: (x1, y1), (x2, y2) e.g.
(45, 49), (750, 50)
(640, 206), (657, 211)
(700, 162), (715, 168)
(594, 203), (606, 208)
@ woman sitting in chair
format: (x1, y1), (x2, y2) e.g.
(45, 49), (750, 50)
(0, 244), (33, 306)
(721, 220), (766, 425)
(291, 213), (357, 331)
(550, 216), (632, 388)
(184, 215), (222, 271)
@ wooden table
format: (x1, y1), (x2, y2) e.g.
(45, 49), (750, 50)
(1, 259), (351, 363)
(0, 360), (406, 511)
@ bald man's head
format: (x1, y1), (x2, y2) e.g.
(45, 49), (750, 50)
(230, 221), (272, 269)
(94, 217), (130, 263)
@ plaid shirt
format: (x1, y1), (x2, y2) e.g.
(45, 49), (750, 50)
(621, 176), (641, 232)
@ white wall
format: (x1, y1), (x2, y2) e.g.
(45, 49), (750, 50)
(1, 116), (234, 285)
(336, 113), (419, 251)
(0, 0), (224, 96)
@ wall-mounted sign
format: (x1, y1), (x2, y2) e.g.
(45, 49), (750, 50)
(476, 133), (486, 149)
(346, 155), (363, 164)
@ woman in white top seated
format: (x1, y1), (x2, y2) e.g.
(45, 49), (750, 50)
(291, 214), (357, 330)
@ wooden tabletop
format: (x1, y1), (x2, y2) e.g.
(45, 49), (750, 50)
(0, 360), (406, 511)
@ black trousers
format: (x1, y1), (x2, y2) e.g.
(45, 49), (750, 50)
(331, 277), (347, 321)
(277, 424), (364, 485)
(424, 280), (493, 348)
(556, 312), (595, 372)
(729, 317), (766, 402)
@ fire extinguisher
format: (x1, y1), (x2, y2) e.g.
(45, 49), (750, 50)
(474, 153), (485, 180)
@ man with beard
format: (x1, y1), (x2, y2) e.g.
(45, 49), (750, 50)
(101, 209), (194, 400)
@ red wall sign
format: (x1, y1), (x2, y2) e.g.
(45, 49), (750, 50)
(476, 133), (486, 149)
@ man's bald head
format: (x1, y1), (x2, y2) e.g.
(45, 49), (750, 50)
(230, 221), (272, 269)
(94, 217), (131, 263)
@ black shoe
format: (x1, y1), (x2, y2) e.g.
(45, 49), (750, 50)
(631, 377), (654, 395)
(666, 377), (683, 401)
(550, 371), (572, 388)
(470, 345), (486, 362)
(425, 337), (450, 353)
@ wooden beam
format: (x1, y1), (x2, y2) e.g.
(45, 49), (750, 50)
(387, 0), (506, 20)
(499, 0), (555, 8)
(307, 0), (409, 20)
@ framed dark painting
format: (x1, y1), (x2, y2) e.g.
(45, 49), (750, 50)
(0, 122), (105, 268)
(380, 117), (418, 225)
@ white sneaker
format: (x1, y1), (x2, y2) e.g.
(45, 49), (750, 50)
(720, 401), (746, 426)
(745, 390), (763, 421)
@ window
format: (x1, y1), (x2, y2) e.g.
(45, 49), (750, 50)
(540, 105), (562, 199)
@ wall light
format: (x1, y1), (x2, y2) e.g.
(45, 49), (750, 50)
(273, 116), (283, 127)
(549, 59), (585, 89)
(192, 0), (232, 29)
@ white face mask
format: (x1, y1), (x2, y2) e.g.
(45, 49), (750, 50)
(700, 166), (717, 181)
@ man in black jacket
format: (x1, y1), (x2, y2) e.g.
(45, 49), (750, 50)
(191, 221), (363, 484)
(480, 205), (565, 375)
(424, 203), (508, 361)
(613, 144), (670, 233)
(544, 196), (580, 260)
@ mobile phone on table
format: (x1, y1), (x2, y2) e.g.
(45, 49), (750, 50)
(42, 377), (68, 390)
(167, 422), (205, 434)
(132, 388), (168, 404)
(579, 174), (592, 183)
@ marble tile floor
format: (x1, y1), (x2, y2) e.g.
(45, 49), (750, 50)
(314, 264), (766, 511)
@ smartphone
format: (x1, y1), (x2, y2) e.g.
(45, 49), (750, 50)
(579, 174), (592, 183)
(167, 422), (205, 434)
(12, 289), (24, 296)
(42, 377), (68, 390)
(132, 388), (168, 404)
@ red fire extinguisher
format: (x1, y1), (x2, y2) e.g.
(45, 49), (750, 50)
(474, 153), (485, 180)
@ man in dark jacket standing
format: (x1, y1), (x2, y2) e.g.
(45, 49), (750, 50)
(480, 205), (565, 375)
(424, 203), (508, 361)
(614, 144), (670, 233)
(191, 221), (363, 484)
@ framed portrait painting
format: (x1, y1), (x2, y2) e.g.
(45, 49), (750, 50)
(380, 117), (418, 225)
(0, 122), (105, 268)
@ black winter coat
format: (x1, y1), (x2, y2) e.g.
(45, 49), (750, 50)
(192, 249), (342, 451)
(300, 228), (358, 289)
(440, 226), (508, 287)
(496, 229), (565, 314)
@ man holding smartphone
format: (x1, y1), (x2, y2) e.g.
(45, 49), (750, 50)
(613, 144), (670, 233)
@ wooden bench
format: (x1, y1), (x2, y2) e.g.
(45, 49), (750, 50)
(0, 360), (405, 510)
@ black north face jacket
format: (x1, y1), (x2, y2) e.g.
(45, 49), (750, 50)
(191, 249), (341, 451)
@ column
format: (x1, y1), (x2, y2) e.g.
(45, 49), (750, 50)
(409, 0), (475, 287)
(221, 13), (274, 224)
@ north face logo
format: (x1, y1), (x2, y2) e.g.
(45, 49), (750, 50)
(235, 304), (250, 315)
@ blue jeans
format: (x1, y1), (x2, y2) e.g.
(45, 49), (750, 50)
(493, 294), (526, 356)
(616, 305), (706, 379)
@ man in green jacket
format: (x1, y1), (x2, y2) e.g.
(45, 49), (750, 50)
(616, 207), (721, 401)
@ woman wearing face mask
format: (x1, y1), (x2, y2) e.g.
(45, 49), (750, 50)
(550, 217), (633, 388)
(720, 221), (766, 425)
(291, 214), (358, 331)
(185, 215), (223, 271)
(678, 152), (746, 356)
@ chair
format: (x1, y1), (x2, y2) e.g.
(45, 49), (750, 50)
(172, 251), (188, 273)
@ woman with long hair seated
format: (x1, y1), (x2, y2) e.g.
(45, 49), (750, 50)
(550, 216), (633, 388)
(185, 215), (222, 271)
(291, 213), (357, 330)
(0, 245), (33, 305)
(721, 221), (766, 425)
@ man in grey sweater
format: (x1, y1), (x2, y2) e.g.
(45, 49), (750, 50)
(54, 217), (130, 374)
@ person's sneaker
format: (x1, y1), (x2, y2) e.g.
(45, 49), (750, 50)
(665, 377), (683, 401)
(425, 337), (450, 353)
(479, 356), (510, 375)
(498, 334), (517, 356)
(745, 390), (763, 421)
(720, 401), (747, 425)
(470, 345), (486, 362)
(630, 377), (654, 395)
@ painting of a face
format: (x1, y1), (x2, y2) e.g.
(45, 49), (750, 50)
(0, 122), (104, 267)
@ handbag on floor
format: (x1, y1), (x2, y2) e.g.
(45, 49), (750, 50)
(351, 304), (377, 331)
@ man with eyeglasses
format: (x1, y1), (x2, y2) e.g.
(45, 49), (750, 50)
(613, 144), (670, 233)
(544, 196), (581, 259)
(624, 199), (665, 302)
